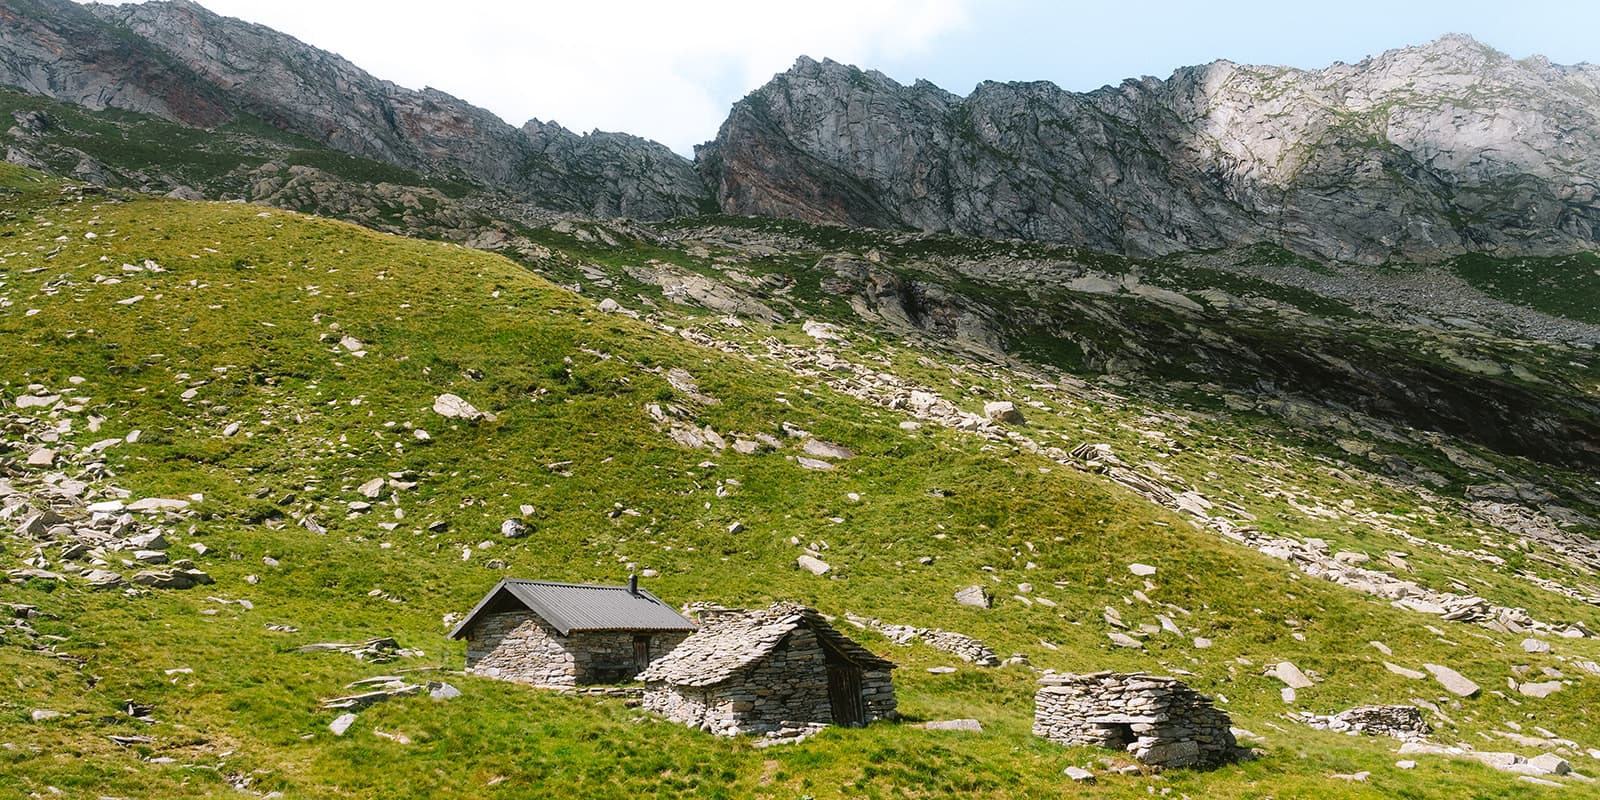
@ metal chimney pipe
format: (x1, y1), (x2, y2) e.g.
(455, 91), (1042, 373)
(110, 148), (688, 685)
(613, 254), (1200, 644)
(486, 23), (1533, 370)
(628, 573), (639, 595)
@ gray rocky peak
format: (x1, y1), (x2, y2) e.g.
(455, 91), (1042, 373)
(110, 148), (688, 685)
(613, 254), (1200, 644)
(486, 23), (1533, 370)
(0, 0), (708, 218)
(702, 36), (1600, 264)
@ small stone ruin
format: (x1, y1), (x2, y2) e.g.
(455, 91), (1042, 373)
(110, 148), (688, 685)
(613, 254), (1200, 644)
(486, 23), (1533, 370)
(1290, 705), (1432, 740)
(1033, 672), (1242, 769)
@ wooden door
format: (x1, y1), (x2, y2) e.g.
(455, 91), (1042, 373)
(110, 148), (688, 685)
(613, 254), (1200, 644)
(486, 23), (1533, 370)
(827, 663), (865, 727)
(632, 635), (651, 673)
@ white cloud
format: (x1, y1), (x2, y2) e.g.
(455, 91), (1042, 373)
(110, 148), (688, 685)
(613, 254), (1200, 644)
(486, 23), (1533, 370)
(124, 0), (973, 154)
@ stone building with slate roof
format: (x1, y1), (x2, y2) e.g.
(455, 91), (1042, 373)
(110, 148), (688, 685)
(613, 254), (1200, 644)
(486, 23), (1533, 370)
(637, 603), (897, 736)
(449, 577), (697, 686)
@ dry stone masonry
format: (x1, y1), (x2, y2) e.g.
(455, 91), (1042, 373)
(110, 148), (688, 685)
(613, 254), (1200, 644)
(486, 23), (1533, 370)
(639, 604), (896, 737)
(1033, 672), (1243, 769)
(845, 612), (1001, 666)
(1289, 705), (1433, 740)
(463, 611), (689, 686)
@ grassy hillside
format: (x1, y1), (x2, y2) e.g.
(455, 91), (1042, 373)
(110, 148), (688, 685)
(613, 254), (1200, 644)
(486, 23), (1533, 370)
(2, 164), (1599, 798)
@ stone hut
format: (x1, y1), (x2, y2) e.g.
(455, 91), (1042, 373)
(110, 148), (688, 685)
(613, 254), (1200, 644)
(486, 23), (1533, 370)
(637, 603), (897, 736)
(1033, 672), (1241, 769)
(449, 577), (696, 686)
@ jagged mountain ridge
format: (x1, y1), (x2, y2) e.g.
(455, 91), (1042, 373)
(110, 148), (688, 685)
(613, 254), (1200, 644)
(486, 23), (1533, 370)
(0, 0), (708, 218)
(2, 1), (1599, 265)
(701, 39), (1600, 264)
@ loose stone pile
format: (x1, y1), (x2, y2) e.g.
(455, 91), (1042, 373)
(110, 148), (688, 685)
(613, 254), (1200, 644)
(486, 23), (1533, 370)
(1033, 672), (1243, 769)
(1289, 705), (1433, 740)
(845, 613), (1001, 666)
(2, 387), (213, 594)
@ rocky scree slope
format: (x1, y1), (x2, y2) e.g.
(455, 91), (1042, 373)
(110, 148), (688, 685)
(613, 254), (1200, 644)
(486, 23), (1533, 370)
(6, 165), (1600, 797)
(7, 81), (1595, 476)
(700, 38), (1600, 264)
(0, 0), (708, 219)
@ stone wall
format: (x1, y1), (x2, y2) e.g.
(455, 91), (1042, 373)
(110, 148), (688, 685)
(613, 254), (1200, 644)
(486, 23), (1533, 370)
(463, 611), (688, 686)
(1033, 672), (1240, 769)
(643, 628), (897, 736)
(860, 669), (896, 721)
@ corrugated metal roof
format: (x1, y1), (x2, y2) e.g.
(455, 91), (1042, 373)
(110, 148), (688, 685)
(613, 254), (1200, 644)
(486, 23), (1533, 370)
(449, 579), (697, 638)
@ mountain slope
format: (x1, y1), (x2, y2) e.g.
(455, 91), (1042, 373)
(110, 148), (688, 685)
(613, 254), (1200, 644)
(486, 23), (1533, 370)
(701, 38), (1600, 264)
(3, 165), (1600, 797)
(7, 3), (1600, 266)
(0, 0), (709, 218)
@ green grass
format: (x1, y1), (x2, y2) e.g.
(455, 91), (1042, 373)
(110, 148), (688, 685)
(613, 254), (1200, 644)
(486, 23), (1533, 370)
(0, 87), (477, 198)
(2, 164), (1600, 797)
(1449, 252), (1600, 324)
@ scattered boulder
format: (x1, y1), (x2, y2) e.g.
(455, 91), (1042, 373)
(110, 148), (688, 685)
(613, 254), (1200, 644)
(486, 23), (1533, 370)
(1270, 661), (1316, 690)
(1063, 766), (1096, 783)
(924, 719), (983, 732)
(1384, 662), (1426, 680)
(796, 555), (831, 576)
(954, 585), (991, 608)
(796, 457), (835, 471)
(1522, 638), (1551, 654)
(82, 569), (127, 590)
(801, 439), (855, 460)
(1528, 753), (1572, 776)
(1128, 563), (1157, 576)
(432, 393), (492, 421)
(429, 682), (461, 700)
(1422, 664), (1480, 697)
(130, 568), (213, 590)
(500, 519), (529, 539)
(329, 713), (357, 736)
(1519, 681), (1564, 698)
(982, 401), (1025, 424)
(126, 498), (190, 513)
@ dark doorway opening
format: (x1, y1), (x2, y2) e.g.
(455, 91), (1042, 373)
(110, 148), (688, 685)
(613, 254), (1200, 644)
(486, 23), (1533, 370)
(1103, 723), (1135, 749)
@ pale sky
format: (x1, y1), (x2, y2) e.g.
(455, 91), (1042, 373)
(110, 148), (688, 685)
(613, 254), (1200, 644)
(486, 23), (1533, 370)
(84, 1), (1595, 155)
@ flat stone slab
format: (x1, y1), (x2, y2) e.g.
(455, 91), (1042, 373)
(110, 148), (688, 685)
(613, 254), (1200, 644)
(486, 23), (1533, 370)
(796, 555), (831, 576)
(1272, 661), (1316, 689)
(923, 719), (983, 732)
(1384, 661), (1426, 680)
(1064, 766), (1095, 782)
(1423, 663), (1480, 697)
(954, 585), (990, 608)
(126, 498), (190, 513)
(1519, 681), (1564, 698)
(1086, 714), (1162, 725)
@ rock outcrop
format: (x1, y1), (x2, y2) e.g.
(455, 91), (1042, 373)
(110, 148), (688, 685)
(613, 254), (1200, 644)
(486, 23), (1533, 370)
(0, 0), (708, 218)
(701, 39), (1600, 264)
